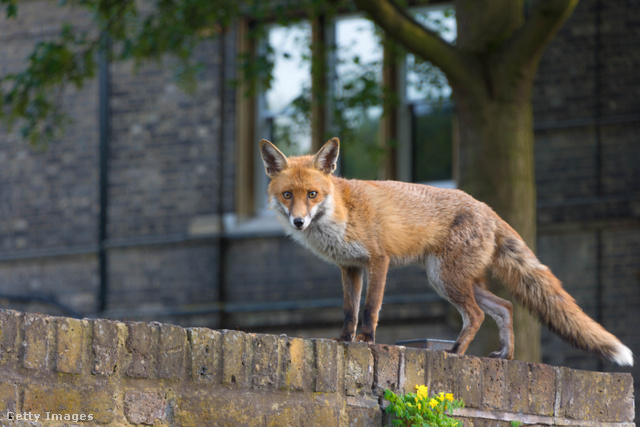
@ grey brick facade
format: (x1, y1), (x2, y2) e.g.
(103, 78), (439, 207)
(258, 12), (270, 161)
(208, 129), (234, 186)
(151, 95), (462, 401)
(531, 0), (640, 412)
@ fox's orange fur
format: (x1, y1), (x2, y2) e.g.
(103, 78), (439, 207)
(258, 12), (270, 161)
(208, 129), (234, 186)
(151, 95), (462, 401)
(259, 137), (634, 366)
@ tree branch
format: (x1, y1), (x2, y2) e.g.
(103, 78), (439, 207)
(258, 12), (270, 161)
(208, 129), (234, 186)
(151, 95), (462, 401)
(501, 0), (579, 73)
(353, 0), (480, 92)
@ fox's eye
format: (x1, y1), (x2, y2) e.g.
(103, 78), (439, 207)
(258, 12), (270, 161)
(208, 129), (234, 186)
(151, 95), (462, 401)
(283, 191), (292, 199)
(308, 191), (317, 199)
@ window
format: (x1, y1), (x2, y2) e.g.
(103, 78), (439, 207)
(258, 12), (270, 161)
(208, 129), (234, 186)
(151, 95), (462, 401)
(334, 16), (384, 180)
(255, 22), (312, 216)
(236, 5), (457, 219)
(261, 23), (312, 156)
(400, 4), (456, 187)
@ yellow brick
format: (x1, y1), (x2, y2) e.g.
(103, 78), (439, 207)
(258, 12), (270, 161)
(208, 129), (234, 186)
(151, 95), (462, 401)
(0, 382), (16, 412)
(56, 318), (88, 374)
(23, 385), (116, 424)
(284, 338), (306, 390)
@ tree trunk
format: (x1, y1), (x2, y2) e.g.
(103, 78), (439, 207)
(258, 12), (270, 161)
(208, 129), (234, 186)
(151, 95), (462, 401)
(453, 88), (541, 362)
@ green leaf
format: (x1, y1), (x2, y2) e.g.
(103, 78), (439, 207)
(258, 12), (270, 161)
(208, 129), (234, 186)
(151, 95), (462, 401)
(6, 2), (16, 18)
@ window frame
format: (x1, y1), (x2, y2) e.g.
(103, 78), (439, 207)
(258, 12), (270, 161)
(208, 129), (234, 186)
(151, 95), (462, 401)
(235, 5), (457, 221)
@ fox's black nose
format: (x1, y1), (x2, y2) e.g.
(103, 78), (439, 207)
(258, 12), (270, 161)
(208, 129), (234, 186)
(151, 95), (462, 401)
(293, 218), (305, 229)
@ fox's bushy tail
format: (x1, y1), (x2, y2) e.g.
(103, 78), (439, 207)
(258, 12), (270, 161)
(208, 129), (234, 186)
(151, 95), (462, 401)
(492, 220), (633, 366)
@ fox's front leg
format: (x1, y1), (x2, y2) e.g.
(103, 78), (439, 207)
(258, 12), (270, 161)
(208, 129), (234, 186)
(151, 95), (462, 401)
(356, 256), (390, 343)
(337, 266), (364, 341)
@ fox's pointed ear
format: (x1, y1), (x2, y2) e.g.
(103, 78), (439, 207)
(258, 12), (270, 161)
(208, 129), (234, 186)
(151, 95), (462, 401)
(259, 139), (289, 178)
(312, 137), (340, 175)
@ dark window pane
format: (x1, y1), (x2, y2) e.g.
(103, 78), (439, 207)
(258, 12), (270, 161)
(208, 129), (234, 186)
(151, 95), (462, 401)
(412, 103), (453, 183)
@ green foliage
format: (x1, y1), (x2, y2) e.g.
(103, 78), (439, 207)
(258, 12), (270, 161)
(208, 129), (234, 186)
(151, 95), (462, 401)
(2, 0), (17, 18)
(1, 0), (452, 149)
(0, 23), (93, 146)
(510, 421), (523, 427)
(384, 386), (464, 427)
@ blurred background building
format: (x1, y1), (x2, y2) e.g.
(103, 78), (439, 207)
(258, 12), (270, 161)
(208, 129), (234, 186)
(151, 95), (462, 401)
(0, 0), (638, 408)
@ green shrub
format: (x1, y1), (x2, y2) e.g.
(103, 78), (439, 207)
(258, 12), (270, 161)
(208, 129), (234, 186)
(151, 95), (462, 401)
(384, 385), (464, 427)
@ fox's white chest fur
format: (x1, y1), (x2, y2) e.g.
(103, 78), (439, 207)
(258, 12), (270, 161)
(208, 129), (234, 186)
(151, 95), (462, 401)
(272, 195), (369, 266)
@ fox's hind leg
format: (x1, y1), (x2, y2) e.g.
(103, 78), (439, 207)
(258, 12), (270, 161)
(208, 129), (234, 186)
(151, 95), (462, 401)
(446, 285), (485, 355)
(426, 255), (485, 355)
(473, 281), (514, 359)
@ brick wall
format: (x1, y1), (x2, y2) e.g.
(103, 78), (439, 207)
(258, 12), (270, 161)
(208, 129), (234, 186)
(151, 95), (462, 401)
(0, 309), (634, 426)
(107, 45), (222, 239)
(0, 0), (234, 318)
(0, 1), (101, 314)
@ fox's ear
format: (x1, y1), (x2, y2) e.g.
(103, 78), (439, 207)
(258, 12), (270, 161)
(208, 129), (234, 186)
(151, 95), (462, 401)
(312, 137), (340, 175)
(259, 139), (289, 178)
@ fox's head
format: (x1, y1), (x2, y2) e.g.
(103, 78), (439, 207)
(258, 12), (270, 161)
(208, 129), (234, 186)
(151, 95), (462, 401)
(259, 138), (340, 231)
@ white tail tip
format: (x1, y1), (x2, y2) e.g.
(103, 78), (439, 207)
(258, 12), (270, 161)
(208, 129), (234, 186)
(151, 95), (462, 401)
(612, 343), (634, 367)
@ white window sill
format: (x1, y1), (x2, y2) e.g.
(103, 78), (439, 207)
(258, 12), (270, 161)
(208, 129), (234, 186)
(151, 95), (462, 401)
(223, 211), (286, 239)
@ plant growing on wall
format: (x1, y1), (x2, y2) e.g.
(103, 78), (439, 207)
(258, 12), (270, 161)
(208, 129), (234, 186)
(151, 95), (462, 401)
(384, 385), (464, 427)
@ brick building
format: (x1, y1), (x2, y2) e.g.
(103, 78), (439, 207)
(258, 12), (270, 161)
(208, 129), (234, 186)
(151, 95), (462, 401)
(0, 0), (638, 415)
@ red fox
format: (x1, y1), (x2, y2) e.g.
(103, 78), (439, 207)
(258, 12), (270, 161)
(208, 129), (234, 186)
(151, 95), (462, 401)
(259, 137), (634, 366)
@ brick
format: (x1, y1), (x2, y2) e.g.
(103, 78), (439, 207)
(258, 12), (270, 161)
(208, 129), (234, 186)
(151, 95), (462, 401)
(481, 358), (506, 410)
(126, 321), (159, 378)
(527, 363), (555, 416)
(314, 338), (338, 393)
(156, 323), (187, 380)
(0, 310), (20, 366)
(403, 347), (427, 394)
(454, 417), (512, 427)
(0, 382), (17, 413)
(252, 333), (280, 389)
(600, 372), (635, 422)
(174, 390), (266, 427)
(556, 367), (634, 422)
(188, 327), (222, 382)
(305, 404), (339, 427)
(22, 313), (52, 372)
(281, 336), (314, 391)
(124, 390), (167, 425)
(426, 351), (482, 408)
(370, 343), (404, 396)
(504, 360), (529, 413)
(346, 406), (382, 427)
(222, 330), (253, 386)
(55, 317), (87, 374)
(92, 319), (120, 376)
(343, 342), (373, 396)
(266, 404), (339, 427)
(23, 384), (116, 424)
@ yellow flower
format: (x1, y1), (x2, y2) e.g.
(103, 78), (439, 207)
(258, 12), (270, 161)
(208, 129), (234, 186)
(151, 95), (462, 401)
(437, 392), (445, 401)
(428, 399), (438, 408)
(445, 393), (454, 402)
(415, 385), (429, 399)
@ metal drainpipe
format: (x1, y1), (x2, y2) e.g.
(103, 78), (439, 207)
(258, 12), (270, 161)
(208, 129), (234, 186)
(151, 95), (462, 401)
(217, 28), (228, 328)
(98, 42), (110, 313)
(594, 0), (605, 372)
